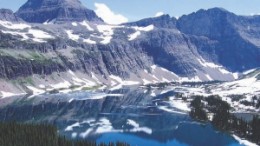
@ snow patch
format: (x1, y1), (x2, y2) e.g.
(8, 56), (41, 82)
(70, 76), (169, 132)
(0, 91), (21, 98)
(232, 73), (240, 79)
(110, 75), (123, 83)
(39, 84), (45, 88)
(80, 129), (93, 138)
(1, 30), (29, 40)
(80, 21), (94, 31)
(133, 25), (154, 32)
(109, 75), (139, 85)
(150, 90), (156, 97)
(66, 30), (79, 41)
(83, 38), (96, 44)
(72, 132), (78, 138)
(128, 31), (141, 41)
(26, 86), (45, 94)
(158, 106), (187, 115)
(197, 58), (221, 68)
(127, 119), (152, 134)
(100, 36), (112, 44)
(213, 74), (260, 96)
(168, 100), (190, 112)
(179, 76), (202, 82)
(123, 80), (139, 85)
(109, 84), (123, 91)
(28, 29), (54, 42)
(50, 80), (71, 89)
(142, 79), (152, 85)
(219, 68), (230, 74)
(197, 58), (233, 76)
(97, 25), (115, 36)
(243, 68), (257, 75)
(65, 122), (80, 131)
(127, 25), (154, 41)
(96, 25), (123, 44)
(0, 20), (31, 30)
(71, 22), (78, 26)
(91, 72), (102, 84)
(233, 135), (258, 146)
(127, 119), (139, 127)
(205, 74), (213, 81)
(151, 65), (157, 70)
(0, 23), (53, 42)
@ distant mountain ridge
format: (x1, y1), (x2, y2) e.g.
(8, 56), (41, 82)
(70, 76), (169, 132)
(177, 8), (260, 72)
(124, 14), (177, 29)
(0, 0), (259, 96)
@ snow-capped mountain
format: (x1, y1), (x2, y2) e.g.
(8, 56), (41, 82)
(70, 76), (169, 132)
(0, 0), (259, 96)
(16, 0), (103, 23)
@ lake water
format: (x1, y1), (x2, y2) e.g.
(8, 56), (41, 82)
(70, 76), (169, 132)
(0, 86), (245, 146)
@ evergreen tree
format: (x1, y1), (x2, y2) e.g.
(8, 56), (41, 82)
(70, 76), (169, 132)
(0, 122), (130, 146)
(251, 116), (260, 143)
(206, 96), (231, 130)
(190, 96), (208, 121)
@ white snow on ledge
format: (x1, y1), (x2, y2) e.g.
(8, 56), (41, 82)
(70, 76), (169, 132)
(213, 74), (260, 96)
(197, 58), (221, 68)
(71, 22), (78, 26)
(179, 76), (202, 82)
(28, 29), (54, 40)
(132, 25), (155, 32)
(83, 38), (96, 44)
(80, 21), (94, 31)
(0, 20), (54, 42)
(168, 99), (190, 112)
(65, 30), (79, 41)
(95, 24), (124, 44)
(26, 86), (45, 94)
(0, 91), (25, 98)
(197, 57), (239, 80)
(1, 30), (29, 41)
(128, 25), (155, 41)
(233, 135), (258, 146)
(0, 20), (31, 30)
(65, 122), (80, 131)
(243, 68), (257, 75)
(127, 119), (152, 134)
(1, 25), (54, 43)
(109, 75), (139, 86)
(128, 31), (141, 41)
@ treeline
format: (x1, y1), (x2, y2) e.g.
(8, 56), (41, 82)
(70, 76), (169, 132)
(229, 95), (260, 109)
(0, 122), (130, 146)
(190, 95), (260, 145)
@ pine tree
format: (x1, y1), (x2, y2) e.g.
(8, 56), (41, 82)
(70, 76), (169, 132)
(190, 96), (208, 121)
(0, 122), (130, 146)
(251, 116), (260, 144)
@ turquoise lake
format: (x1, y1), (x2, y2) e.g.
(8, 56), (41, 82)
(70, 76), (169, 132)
(0, 86), (245, 146)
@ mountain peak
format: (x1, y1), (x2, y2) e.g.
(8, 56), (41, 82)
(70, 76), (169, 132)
(201, 7), (229, 13)
(0, 9), (22, 22)
(194, 7), (233, 16)
(176, 7), (237, 39)
(16, 0), (103, 23)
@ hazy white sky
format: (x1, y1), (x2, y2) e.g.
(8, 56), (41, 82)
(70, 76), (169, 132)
(0, 0), (260, 23)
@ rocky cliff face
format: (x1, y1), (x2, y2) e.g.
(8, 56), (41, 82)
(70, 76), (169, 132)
(177, 8), (260, 72)
(0, 9), (22, 22)
(16, 0), (103, 23)
(0, 2), (259, 96)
